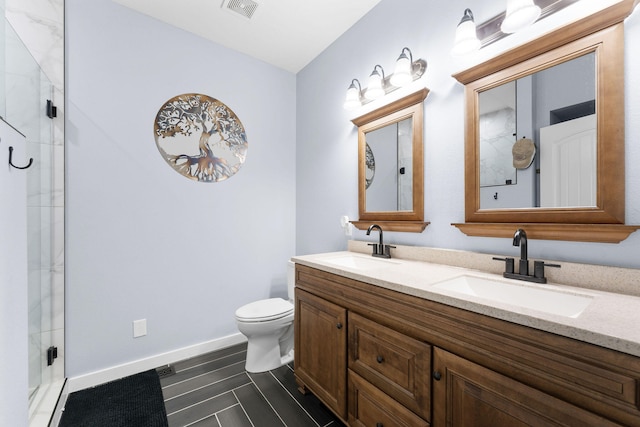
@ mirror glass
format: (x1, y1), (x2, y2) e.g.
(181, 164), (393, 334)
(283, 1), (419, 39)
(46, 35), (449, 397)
(351, 89), (428, 233)
(365, 117), (413, 212)
(478, 52), (596, 210)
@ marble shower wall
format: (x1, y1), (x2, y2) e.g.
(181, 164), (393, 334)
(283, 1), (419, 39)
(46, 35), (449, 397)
(479, 107), (517, 187)
(5, 0), (65, 386)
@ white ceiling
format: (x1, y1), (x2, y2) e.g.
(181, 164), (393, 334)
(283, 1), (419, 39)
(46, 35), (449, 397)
(112, 0), (383, 73)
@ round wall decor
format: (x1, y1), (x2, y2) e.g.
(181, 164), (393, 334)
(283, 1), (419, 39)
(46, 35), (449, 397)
(365, 143), (375, 189)
(154, 93), (248, 182)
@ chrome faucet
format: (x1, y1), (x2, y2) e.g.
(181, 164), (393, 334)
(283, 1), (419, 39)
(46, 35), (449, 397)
(513, 228), (529, 276)
(493, 228), (560, 284)
(366, 224), (395, 258)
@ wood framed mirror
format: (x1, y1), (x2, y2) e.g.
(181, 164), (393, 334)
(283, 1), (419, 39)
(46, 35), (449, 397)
(452, 0), (639, 243)
(350, 89), (429, 233)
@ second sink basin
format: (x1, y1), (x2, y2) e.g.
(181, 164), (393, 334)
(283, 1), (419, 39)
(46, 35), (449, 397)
(432, 275), (593, 318)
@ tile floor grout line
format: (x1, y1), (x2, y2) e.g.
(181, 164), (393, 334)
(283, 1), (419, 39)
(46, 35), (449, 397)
(162, 362), (248, 399)
(163, 358), (246, 388)
(173, 350), (248, 374)
(268, 368), (322, 427)
(165, 388), (239, 417)
(247, 373), (292, 427)
(232, 389), (256, 427)
(179, 403), (242, 427)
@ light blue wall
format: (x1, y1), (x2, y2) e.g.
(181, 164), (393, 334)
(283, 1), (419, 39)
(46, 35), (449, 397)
(296, 0), (640, 269)
(66, 0), (296, 376)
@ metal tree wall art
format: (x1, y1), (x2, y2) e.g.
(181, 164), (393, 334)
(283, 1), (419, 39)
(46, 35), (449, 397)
(154, 94), (248, 182)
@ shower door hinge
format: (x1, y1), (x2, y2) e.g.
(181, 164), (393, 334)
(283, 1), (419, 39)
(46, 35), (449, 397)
(47, 346), (58, 366)
(46, 100), (57, 119)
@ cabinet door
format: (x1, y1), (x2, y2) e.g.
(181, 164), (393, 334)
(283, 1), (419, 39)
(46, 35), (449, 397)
(432, 347), (622, 427)
(294, 288), (347, 419)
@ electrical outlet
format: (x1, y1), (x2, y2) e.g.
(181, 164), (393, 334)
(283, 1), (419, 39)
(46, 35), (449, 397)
(133, 319), (147, 338)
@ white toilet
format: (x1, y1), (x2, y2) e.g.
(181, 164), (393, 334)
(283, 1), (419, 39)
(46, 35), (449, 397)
(235, 261), (296, 373)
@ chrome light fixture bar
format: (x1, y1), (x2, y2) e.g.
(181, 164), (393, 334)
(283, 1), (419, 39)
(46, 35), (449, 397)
(343, 47), (427, 110)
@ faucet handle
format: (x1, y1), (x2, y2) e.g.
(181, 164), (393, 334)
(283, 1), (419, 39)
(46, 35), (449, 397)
(368, 243), (379, 255)
(492, 257), (514, 274)
(382, 244), (396, 257)
(533, 261), (561, 280)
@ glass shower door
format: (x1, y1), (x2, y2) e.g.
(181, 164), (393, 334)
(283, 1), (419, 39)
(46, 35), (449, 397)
(2, 15), (56, 408)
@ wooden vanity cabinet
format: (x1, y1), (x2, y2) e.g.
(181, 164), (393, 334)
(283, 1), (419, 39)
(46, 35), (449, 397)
(294, 264), (640, 427)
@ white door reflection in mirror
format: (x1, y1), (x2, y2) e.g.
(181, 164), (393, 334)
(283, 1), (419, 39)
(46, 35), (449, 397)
(540, 114), (596, 207)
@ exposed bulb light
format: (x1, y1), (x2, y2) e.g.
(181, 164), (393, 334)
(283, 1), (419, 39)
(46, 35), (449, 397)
(452, 9), (481, 56)
(364, 65), (386, 100)
(390, 47), (413, 87)
(500, 0), (541, 34)
(343, 79), (362, 110)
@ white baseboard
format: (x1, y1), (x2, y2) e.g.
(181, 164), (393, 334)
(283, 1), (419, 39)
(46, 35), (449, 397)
(67, 333), (247, 393)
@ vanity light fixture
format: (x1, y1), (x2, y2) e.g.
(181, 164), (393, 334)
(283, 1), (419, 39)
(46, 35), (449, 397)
(343, 49), (427, 110)
(343, 79), (363, 110)
(500, 0), (541, 33)
(453, 0), (577, 56)
(451, 9), (481, 56)
(364, 65), (386, 100)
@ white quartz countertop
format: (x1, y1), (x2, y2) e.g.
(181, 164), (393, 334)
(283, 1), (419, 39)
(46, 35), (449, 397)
(292, 251), (640, 358)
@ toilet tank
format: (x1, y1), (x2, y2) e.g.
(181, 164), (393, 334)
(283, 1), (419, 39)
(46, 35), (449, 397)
(287, 260), (295, 301)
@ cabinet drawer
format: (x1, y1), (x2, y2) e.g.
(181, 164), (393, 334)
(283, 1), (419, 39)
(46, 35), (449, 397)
(348, 312), (431, 421)
(349, 370), (429, 427)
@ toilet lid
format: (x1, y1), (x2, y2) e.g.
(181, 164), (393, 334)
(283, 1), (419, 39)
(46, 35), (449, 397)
(235, 298), (294, 322)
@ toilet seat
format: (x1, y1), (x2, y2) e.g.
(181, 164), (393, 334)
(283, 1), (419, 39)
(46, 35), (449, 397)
(235, 298), (294, 322)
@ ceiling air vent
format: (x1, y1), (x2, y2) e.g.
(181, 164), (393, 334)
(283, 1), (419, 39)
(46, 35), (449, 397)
(221, 0), (259, 20)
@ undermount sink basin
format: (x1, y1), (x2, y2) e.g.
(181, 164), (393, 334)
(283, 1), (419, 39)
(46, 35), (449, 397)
(432, 275), (593, 318)
(321, 253), (401, 270)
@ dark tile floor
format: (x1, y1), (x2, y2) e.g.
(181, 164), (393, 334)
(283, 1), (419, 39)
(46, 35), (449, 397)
(160, 343), (345, 427)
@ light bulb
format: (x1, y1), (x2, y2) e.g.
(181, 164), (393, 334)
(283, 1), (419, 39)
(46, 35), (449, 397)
(452, 9), (481, 56)
(365, 66), (385, 100)
(343, 80), (362, 110)
(501, 0), (541, 34)
(390, 51), (413, 87)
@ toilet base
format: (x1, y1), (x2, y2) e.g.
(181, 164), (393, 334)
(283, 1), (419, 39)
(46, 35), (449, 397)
(245, 338), (294, 373)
